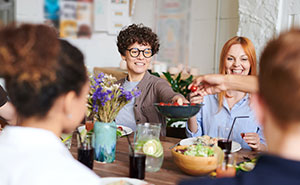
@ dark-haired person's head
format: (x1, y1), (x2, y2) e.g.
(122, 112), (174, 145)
(253, 29), (300, 157)
(117, 23), (160, 57)
(259, 30), (300, 124)
(116, 23), (160, 81)
(0, 24), (88, 133)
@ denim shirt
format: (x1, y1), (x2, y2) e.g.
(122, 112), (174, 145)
(186, 94), (265, 149)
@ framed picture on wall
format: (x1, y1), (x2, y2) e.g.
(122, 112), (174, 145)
(94, 0), (132, 35)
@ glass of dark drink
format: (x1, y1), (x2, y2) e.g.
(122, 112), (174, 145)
(218, 125), (233, 153)
(77, 133), (94, 169)
(218, 139), (232, 152)
(129, 143), (146, 179)
(129, 153), (146, 179)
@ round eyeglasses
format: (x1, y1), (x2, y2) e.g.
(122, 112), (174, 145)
(127, 48), (153, 58)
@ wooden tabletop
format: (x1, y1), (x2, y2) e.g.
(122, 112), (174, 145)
(70, 135), (257, 185)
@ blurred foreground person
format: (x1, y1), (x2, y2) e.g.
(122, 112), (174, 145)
(0, 24), (101, 185)
(180, 29), (300, 184)
(0, 85), (16, 126)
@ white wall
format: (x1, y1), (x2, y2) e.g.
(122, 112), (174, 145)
(280, 0), (300, 31)
(15, 0), (239, 75)
(131, 0), (239, 74)
(188, 0), (239, 74)
(238, 0), (282, 59)
(238, 0), (300, 61)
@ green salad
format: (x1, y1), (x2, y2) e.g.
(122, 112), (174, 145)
(184, 144), (214, 157)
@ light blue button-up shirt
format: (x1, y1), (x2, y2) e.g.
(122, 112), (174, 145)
(186, 94), (265, 150)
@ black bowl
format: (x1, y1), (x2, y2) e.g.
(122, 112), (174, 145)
(154, 103), (204, 119)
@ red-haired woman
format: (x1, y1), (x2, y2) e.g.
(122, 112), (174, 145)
(187, 36), (266, 151)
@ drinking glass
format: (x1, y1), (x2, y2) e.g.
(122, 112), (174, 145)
(61, 133), (72, 149)
(135, 123), (164, 172)
(77, 132), (94, 169)
(129, 143), (146, 179)
(218, 125), (233, 152)
(85, 116), (94, 132)
(216, 152), (236, 178)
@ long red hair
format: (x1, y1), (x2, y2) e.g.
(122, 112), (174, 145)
(218, 36), (257, 109)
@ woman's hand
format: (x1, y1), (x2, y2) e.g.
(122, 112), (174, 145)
(171, 95), (189, 105)
(189, 74), (258, 94)
(242, 132), (266, 151)
(189, 90), (204, 104)
(188, 74), (227, 95)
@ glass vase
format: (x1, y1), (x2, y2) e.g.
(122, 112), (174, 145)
(93, 121), (116, 163)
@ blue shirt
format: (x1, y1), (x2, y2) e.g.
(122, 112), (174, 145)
(186, 94), (265, 149)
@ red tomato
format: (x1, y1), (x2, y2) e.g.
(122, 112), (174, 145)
(240, 133), (245, 138)
(159, 102), (165, 106)
(167, 103), (172, 106)
(173, 102), (179, 106)
(183, 103), (189, 106)
(190, 103), (196, 106)
(118, 126), (123, 131)
(190, 85), (198, 92)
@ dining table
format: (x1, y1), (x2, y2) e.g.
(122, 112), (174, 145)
(70, 133), (258, 185)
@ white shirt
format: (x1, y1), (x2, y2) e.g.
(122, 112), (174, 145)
(0, 126), (102, 185)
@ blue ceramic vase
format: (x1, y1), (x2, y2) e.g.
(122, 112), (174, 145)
(93, 121), (116, 163)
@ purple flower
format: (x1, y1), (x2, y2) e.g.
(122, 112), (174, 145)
(87, 72), (141, 122)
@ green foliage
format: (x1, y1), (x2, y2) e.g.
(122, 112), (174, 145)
(162, 72), (193, 98)
(150, 71), (160, 77)
(150, 71), (193, 127)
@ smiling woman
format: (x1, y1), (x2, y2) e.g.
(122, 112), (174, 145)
(114, 24), (187, 136)
(187, 36), (267, 152)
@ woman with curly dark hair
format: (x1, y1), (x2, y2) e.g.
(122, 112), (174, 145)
(115, 24), (186, 136)
(0, 24), (101, 185)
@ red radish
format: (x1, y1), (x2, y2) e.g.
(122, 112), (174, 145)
(241, 133), (245, 138)
(118, 126), (123, 131)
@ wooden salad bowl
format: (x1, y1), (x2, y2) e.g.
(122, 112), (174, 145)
(171, 145), (218, 176)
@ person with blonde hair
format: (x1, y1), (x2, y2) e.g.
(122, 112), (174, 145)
(180, 28), (300, 185)
(0, 24), (101, 185)
(187, 36), (266, 151)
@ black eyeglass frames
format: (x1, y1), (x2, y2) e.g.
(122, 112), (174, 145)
(126, 48), (153, 58)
